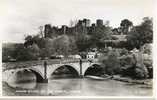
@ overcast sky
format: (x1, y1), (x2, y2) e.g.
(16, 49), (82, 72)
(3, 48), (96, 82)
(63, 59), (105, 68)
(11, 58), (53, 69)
(0, 0), (154, 43)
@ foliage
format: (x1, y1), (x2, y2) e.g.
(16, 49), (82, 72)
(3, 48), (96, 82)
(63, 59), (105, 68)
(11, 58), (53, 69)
(120, 19), (133, 34)
(126, 17), (153, 49)
(99, 49), (151, 79)
(3, 17), (153, 64)
(11, 44), (40, 61)
(90, 26), (112, 49)
(75, 33), (91, 52)
(52, 35), (71, 56)
(50, 35), (78, 56)
(99, 50), (121, 75)
(119, 52), (150, 79)
(2, 43), (17, 62)
(24, 35), (34, 47)
(39, 38), (54, 58)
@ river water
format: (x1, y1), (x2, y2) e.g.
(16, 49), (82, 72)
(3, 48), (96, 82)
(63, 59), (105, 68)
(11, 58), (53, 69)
(3, 71), (152, 96)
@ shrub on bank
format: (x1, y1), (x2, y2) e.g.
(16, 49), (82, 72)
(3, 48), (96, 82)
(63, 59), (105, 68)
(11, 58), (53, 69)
(99, 50), (121, 75)
(99, 50), (152, 79)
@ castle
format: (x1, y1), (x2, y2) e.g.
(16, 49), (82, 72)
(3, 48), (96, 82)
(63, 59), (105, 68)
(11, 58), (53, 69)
(44, 18), (108, 38)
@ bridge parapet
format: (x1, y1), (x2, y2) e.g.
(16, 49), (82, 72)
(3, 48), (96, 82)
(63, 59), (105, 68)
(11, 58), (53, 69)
(3, 59), (99, 72)
(2, 59), (78, 71)
(3, 59), (101, 83)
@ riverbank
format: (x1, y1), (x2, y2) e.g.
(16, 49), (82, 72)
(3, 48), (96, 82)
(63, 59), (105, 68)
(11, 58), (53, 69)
(87, 75), (152, 87)
(112, 75), (152, 86)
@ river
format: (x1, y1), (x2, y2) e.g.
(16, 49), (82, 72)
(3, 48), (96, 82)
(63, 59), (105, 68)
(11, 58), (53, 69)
(2, 71), (152, 96)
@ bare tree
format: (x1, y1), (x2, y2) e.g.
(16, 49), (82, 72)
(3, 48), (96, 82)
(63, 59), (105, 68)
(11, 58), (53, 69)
(69, 19), (78, 27)
(39, 26), (44, 38)
(105, 20), (110, 27)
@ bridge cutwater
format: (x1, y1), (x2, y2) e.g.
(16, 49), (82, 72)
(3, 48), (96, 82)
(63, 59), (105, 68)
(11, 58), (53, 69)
(3, 59), (100, 83)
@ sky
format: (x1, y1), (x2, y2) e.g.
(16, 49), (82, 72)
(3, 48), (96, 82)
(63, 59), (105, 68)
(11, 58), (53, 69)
(0, 0), (154, 43)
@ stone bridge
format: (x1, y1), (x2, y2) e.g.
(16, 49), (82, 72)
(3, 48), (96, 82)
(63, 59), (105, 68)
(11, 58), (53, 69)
(3, 59), (101, 83)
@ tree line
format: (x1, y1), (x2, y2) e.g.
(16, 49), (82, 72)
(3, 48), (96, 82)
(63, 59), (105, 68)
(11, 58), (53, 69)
(2, 17), (153, 62)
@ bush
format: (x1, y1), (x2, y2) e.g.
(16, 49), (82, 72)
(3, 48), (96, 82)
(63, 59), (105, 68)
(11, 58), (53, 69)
(119, 52), (150, 79)
(100, 50), (121, 75)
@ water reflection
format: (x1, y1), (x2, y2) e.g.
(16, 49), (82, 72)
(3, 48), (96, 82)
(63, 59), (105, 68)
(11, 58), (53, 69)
(51, 65), (79, 78)
(3, 70), (152, 96)
(7, 69), (36, 89)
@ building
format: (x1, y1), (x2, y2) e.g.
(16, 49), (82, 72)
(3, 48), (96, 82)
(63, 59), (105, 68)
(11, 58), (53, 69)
(96, 19), (103, 27)
(83, 19), (91, 27)
(44, 24), (52, 38)
(68, 55), (81, 59)
(77, 19), (91, 27)
(86, 52), (96, 59)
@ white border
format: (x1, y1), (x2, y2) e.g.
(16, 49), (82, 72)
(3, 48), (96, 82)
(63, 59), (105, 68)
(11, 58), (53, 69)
(0, 0), (156, 99)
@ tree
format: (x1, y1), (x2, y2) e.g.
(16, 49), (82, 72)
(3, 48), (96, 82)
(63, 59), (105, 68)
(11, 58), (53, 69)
(104, 20), (110, 27)
(99, 50), (120, 75)
(24, 35), (33, 47)
(90, 26), (112, 49)
(75, 33), (91, 52)
(24, 34), (48, 49)
(69, 19), (78, 27)
(68, 36), (78, 54)
(120, 19), (133, 34)
(126, 17), (153, 49)
(39, 38), (54, 58)
(2, 43), (18, 62)
(27, 43), (40, 59)
(52, 35), (77, 56)
(12, 44), (40, 61)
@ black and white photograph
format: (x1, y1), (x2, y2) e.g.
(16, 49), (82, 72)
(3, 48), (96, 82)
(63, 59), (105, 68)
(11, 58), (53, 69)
(1, 0), (154, 97)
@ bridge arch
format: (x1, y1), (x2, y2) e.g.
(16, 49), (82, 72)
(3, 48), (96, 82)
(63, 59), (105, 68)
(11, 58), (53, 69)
(29, 69), (45, 83)
(83, 63), (103, 76)
(48, 64), (80, 78)
(15, 68), (45, 83)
